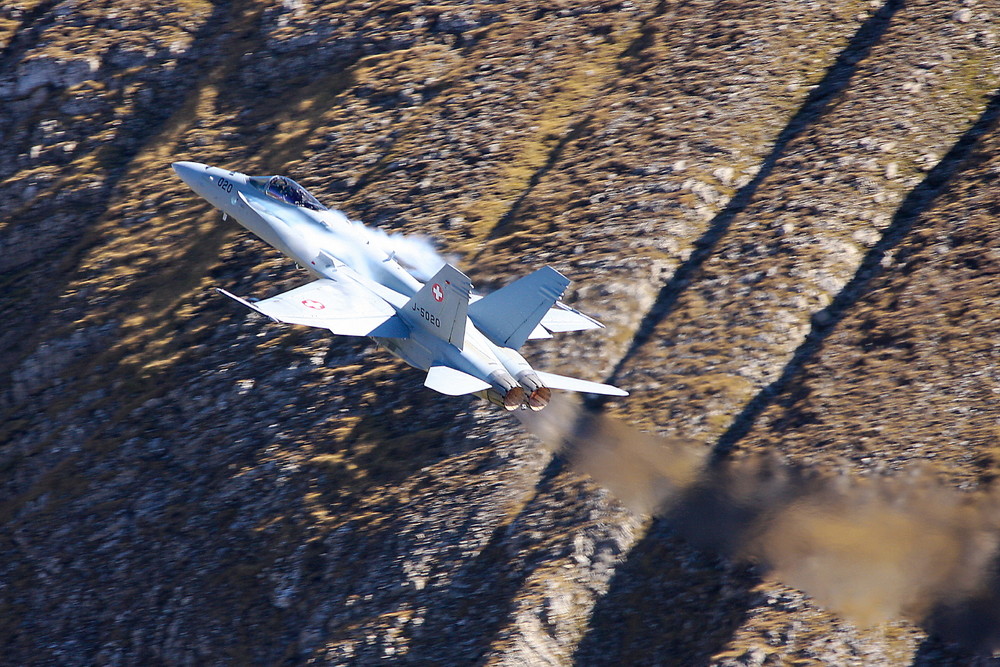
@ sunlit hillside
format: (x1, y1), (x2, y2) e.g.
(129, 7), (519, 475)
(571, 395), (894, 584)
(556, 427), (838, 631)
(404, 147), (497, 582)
(2, 1), (999, 664)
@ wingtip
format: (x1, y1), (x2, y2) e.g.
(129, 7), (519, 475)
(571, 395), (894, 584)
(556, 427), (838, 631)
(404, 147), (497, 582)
(216, 286), (279, 322)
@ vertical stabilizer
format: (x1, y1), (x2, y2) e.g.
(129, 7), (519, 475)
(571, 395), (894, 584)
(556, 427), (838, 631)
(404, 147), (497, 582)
(401, 264), (472, 349)
(468, 266), (570, 350)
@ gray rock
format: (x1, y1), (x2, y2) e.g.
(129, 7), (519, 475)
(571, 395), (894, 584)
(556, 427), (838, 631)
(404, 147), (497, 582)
(12, 56), (100, 98)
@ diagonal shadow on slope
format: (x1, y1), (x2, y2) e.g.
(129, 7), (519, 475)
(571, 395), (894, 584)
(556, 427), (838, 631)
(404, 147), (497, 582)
(404, 452), (570, 664)
(0, 0), (235, 389)
(711, 86), (1000, 462)
(478, 0), (668, 250)
(573, 516), (761, 667)
(604, 0), (905, 390)
(482, 113), (597, 246)
(571, 92), (1000, 665)
(0, 0), (63, 72)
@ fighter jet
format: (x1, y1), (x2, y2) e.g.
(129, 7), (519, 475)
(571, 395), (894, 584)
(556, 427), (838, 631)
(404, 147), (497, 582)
(171, 161), (627, 410)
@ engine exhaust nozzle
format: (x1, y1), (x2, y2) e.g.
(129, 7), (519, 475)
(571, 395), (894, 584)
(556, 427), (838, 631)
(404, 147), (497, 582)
(503, 386), (526, 410)
(527, 386), (551, 411)
(482, 387), (527, 411)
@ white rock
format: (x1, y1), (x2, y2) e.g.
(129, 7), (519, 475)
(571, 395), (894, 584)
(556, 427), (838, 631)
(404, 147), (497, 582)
(713, 165), (736, 186)
(953, 8), (972, 23)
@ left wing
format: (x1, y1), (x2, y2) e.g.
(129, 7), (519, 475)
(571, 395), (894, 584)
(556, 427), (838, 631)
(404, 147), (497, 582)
(218, 277), (410, 338)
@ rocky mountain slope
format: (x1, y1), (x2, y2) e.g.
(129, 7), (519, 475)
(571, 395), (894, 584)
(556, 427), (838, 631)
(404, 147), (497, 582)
(2, 0), (1000, 664)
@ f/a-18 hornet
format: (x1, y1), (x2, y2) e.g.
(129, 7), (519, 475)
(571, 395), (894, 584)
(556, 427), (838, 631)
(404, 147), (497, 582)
(172, 161), (627, 411)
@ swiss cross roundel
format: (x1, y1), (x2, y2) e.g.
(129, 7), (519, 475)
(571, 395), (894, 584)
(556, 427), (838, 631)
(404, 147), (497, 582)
(302, 298), (325, 310)
(431, 283), (444, 303)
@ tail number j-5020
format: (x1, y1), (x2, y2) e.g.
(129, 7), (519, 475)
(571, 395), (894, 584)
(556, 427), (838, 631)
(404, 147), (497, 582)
(217, 177), (234, 193)
(412, 303), (441, 328)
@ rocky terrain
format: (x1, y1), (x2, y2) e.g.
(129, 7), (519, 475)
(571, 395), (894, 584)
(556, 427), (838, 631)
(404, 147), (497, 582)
(2, 0), (1000, 664)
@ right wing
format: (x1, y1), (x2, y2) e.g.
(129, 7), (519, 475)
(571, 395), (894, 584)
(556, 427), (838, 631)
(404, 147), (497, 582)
(218, 277), (410, 338)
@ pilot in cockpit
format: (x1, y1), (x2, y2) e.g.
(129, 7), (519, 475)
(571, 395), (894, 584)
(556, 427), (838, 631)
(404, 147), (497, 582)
(259, 175), (327, 211)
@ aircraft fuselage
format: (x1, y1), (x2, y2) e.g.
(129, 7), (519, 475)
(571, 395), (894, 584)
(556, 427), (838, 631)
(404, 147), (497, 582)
(172, 161), (542, 410)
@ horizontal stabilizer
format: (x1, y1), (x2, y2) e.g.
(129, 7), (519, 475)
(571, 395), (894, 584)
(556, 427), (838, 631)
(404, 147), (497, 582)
(217, 278), (410, 338)
(541, 302), (605, 333)
(469, 266), (570, 350)
(424, 365), (491, 396)
(526, 302), (605, 340)
(536, 370), (628, 397)
(528, 323), (553, 340)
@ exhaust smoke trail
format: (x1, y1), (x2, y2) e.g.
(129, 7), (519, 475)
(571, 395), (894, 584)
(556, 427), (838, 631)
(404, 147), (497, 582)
(516, 395), (704, 514)
(516, 396), (1000, 652)
(323, 220), (1000, 648)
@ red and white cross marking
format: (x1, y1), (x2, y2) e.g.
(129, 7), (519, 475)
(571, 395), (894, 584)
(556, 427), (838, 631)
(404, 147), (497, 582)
(302, 298), (326, 310)
(431, 283), (444, 302)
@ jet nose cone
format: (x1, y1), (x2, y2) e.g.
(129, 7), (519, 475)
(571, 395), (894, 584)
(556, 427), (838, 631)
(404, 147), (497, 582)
(171, 161), (206, 187)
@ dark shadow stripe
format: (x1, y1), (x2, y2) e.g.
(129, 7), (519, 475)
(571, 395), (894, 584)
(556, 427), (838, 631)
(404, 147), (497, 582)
(0, 0), (62, 72)
(712, 87), (1000, 461)
(478, 0), (669, 249)
(603, 0), (905, 390)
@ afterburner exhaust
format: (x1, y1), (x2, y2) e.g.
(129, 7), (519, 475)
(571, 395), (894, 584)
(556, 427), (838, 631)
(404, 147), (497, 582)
(504, 386), (526, 410)
(527, 386), (551, 411)
(482, 386), (527, 411)
(513, 370), (549, 411)
(480, 384), (549, 411)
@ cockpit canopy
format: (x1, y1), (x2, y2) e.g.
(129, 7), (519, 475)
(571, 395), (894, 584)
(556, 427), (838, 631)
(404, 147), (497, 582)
(249, 175), (326, 211)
